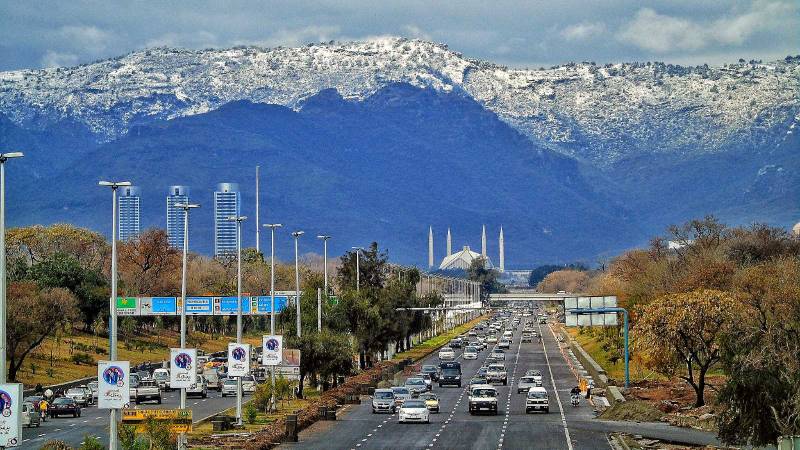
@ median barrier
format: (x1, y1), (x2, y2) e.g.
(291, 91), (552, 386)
(317, 406), (328, 420)
(284, 414), (298, 442)
(325, 409), (336, 421)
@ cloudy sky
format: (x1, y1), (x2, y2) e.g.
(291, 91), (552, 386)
(1, 0), (797, 71)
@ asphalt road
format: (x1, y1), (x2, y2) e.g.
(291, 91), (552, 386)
(281, 316), (609, 450)
(21, 385), (244, 448)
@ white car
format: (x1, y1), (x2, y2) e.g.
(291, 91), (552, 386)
(241, 375), (256, 394)
(152, 369), (171, 391)
(438, 348), (456, 361)
(187, 377), (208, 398)
(489, 348), (506, 361)
(498, 339), (511, 349)
(468, 384), (499, 415)
(391, 387), (412, 406)
(525, 370), (544, 386)
(526, 387), (550, 413)
(517, 376), (538, 393)
(398, 399), (430, 424)
(486, 335), (498, 344)
(220, 378), (240, 397)
(463, 346), (479, 360)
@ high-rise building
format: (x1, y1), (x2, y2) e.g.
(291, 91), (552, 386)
(214, 183), (241, 257)
(118, 186), (141, 241)
(499, 226), (505, 272)
(166, 185), (189, 248)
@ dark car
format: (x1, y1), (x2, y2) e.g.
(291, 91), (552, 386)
(421, 365), (440, 381)
(448, 338), (463, 349)
(50, 397), (81, 418)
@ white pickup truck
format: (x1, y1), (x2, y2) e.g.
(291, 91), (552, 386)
(468, 384), (499, 415)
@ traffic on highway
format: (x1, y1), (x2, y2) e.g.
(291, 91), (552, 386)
(281, 307), (607, 449)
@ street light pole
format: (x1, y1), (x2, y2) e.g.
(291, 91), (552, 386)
(316, 235), (330, 297)
(351, 247), (364, 293)
(292, 231), (304, 337)
(0, 152), (22, 384)
(175, 202), (198, 449)
(99, 180), (131, 450)
(227, 215), (247, 424)
(263, 223), (282, 411)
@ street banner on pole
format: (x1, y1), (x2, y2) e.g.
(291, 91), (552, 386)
(0, 383), (22, 447)
(98, 361), (130, 409)
(170, 349), (197, 388)
(228, 343), (251, 377)
(262, 335), (282, 366)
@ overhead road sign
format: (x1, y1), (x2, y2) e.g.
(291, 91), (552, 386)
(564, 296), (618, 326)
(116, 296), (288, 316)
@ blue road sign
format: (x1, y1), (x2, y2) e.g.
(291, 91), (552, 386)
(185, 297), (212, 315)
(256, 296), (288, 313)
(152, 297), (177, 314)
(217, 296), (251, 314)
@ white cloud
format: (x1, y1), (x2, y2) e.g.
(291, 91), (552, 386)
(403, 24), (431, 40)
(561, 22), (605, 41)
(146, 31), (219, 49)
(40, 50), (79, 68)
(617, 1), (798, 53)
(58, 25), (112, 53)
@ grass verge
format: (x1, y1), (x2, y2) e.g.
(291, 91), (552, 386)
(393, 315), (489, 363)
(599, 400), (665, 422)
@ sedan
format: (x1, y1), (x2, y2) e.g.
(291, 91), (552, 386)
(50, 397), (81, 418)
(438, 348), (456, 361)
(525, 369), (544, 386)
(415, 373), (433, 391)
(419, 393), (439, 413)
(489, 349), (506, 361)
(421, 365), (440, 381)
(391, 387), (412, 406)
(404, 377), (427, 396)
(517, 376), (538, 393)
(398, 399), (430, 424)
(65, 387), (91, 407)
(498, 339), (511, 350)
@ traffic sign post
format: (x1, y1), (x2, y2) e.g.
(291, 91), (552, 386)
(567, 306), (630, 388)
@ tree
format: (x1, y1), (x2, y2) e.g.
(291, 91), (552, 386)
(337, 242), (387, 292)
(536, 269), (590, 293)
(117, 229), (181, 296)
(467, 257), (505, 300)
(6, 282), (78, 381)
(635, 289), (739, 407)
(528, 263), (587, 286)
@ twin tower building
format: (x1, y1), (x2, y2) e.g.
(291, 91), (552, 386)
(429, 225), (505, 272)
(118, 183), (242, 257)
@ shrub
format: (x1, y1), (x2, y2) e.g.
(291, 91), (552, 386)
(79, 435), (104, 450)
(245, 402), (258, 424)
(71, 352), (95, 366)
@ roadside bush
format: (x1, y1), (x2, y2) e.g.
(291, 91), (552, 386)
(245, 402), (258, 424)
(71, 352), (94, 365)
(40, 440), (72, 450)
(253, 382), (274, 413)
(79, 435), (104, 450)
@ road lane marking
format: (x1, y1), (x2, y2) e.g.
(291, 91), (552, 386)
(541, 322), (574, 450)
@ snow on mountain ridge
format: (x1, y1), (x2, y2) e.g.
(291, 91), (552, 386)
(0, 37), (797, 166)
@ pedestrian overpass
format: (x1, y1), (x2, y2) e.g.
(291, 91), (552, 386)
(487, 291), (583, 305)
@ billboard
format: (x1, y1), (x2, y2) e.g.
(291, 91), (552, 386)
(262, 335), (283, 366)
(170, 349), (197, 388)
(564, 296), (618, 326)
(0, 383), (22, 447)
(98, 360), (130, 409)
(228, 343), (251, 377)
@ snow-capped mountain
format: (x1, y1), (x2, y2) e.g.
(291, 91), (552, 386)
(1, 37), (797, 167)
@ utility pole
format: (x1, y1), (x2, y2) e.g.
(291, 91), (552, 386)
(227, 215), (247, 424)
(316, 235), (330, 296)
(292, 231), (304, 337)
(176, 202), (199, 450)
(0, 151), (23, 384)
(263, 223), (282, 411)
(352, 247), (364, 293)
(255, 166), (260, 253)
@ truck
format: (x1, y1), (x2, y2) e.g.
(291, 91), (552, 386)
(132, 379), (162, 404)
(468, 384), (498, 415)
(486, 363), (508, 385)
(438, 361), (462, 387)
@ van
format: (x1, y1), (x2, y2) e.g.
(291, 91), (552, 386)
(526, 386), (549, 413)
(152, 368), (171, 391)
(203, 368), (221, 391)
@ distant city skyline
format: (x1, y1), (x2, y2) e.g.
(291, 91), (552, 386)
(0, 1), (795, 72)
(166, 185), (190, 248)
(118, 186), (140, 242)
(213, 183), (241, 257)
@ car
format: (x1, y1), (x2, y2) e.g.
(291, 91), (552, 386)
(398, 399), (430, 424)
(468, 384), (498, 415)
(521, 333), (533, 343)
(23, 395), (44, 412)
(152, 368), (171, 391)
(438, 362), (462, 387)
(486, 335), (498, 344)
(489, 348), (506, 361)
(438, 348), (456, 361)
(477, 366), (489, 378)
(419, 392), (439, 413)
(503, 331), (514, 340)
(404, 377), (427, 395)
(50, 397), (81, 418)
(203, 368), (222, 391)
(463, 346), (479, 360)
(526, 387), (550, 413)
(187, 377), (208, 398)
(415, 373), (433, 391)
(220, 378), (240, 397)
(371, 388), (396, 414)
(525, 370), (543, 386)
(65, 387), (91, 407)
(469, 376), (488, 388)
(498, 339), (511, 349)
(22, 402), (41, 428)
(467, 331), (477, 337)
(517, 376), (538, 393)
(448, 338), (463, 349)
(421, 364), (440, 381)
(486, 364), (508, 385)
(87, 381), (99, 403)
(241, 375), (257, 394)
(133, 379), (162, 404)
(391, 387), (412, 406)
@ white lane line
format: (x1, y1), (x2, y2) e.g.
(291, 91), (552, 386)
(541, 322), (573, 450)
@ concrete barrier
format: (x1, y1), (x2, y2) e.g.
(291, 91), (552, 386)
(606, 386), (625, 404)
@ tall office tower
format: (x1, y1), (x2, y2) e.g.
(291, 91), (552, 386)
(118, 186), (141, 241)
(447, 228), (452, 256)
(214, 183), (241, 257)
(166, 185), (189, 248)
(481, 224), (487, 257)
(428, 226), (434, 268)
(499, 226), (505, 272)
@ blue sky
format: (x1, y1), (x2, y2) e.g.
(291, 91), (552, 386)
(0, 0), (797, 71)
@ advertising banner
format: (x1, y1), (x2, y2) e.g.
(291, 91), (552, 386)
(0, 383), (22, 447)
(98, 361), (130, 409)
(262, 335), (283, 366)
(170, 349), (197, 388)
(227, 343), (251, 377)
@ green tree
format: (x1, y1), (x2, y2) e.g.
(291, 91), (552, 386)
(467, 257), (506, 300)
(337, 242), (388, 292)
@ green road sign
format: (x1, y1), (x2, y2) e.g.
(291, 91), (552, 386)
(116, 297), (138, 315)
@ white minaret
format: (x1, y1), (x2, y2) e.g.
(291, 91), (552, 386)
(499, 226), (505, 272)
(447, 228), (452, 256)
(481, 224), (487, 257)
(428, 226), (434, 268)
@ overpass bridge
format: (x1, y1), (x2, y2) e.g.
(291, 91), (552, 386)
(488, 291), (583, 303)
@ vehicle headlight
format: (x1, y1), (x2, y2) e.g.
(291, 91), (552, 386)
(454, 375), (460, 379)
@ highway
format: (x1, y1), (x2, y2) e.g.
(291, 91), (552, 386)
(21, 385), (243, 448)
(281, 317), (610, 450)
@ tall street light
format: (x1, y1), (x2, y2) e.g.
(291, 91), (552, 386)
(227, 215), (247, 424)
(175, 202), (199, 448)
(292, 231), (304, 337)
(351, 247), (365, 293)
(99, 180), (131, 450)
(263, 223), (282, 411)
(0, 151), (22, 384)
(316, 235), (331, 297)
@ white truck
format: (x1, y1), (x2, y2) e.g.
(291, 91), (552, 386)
(468, 384), (499, 415)
(132, 379), (162, 404)
(486, 363), (508, 385)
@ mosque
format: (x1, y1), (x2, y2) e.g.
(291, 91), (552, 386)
(428, 225), (505, 272)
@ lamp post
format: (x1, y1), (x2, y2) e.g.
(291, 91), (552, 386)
(175, 202), (198, 448)
(99, 180), (131, 450)
(291, 231), (304, 337)
(316, 235), (330, 296)
(263, 223), (282, 411)
(0, 151), (22, 384)
(351, 247), (364, 293)
(227, 215), (247, 424)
